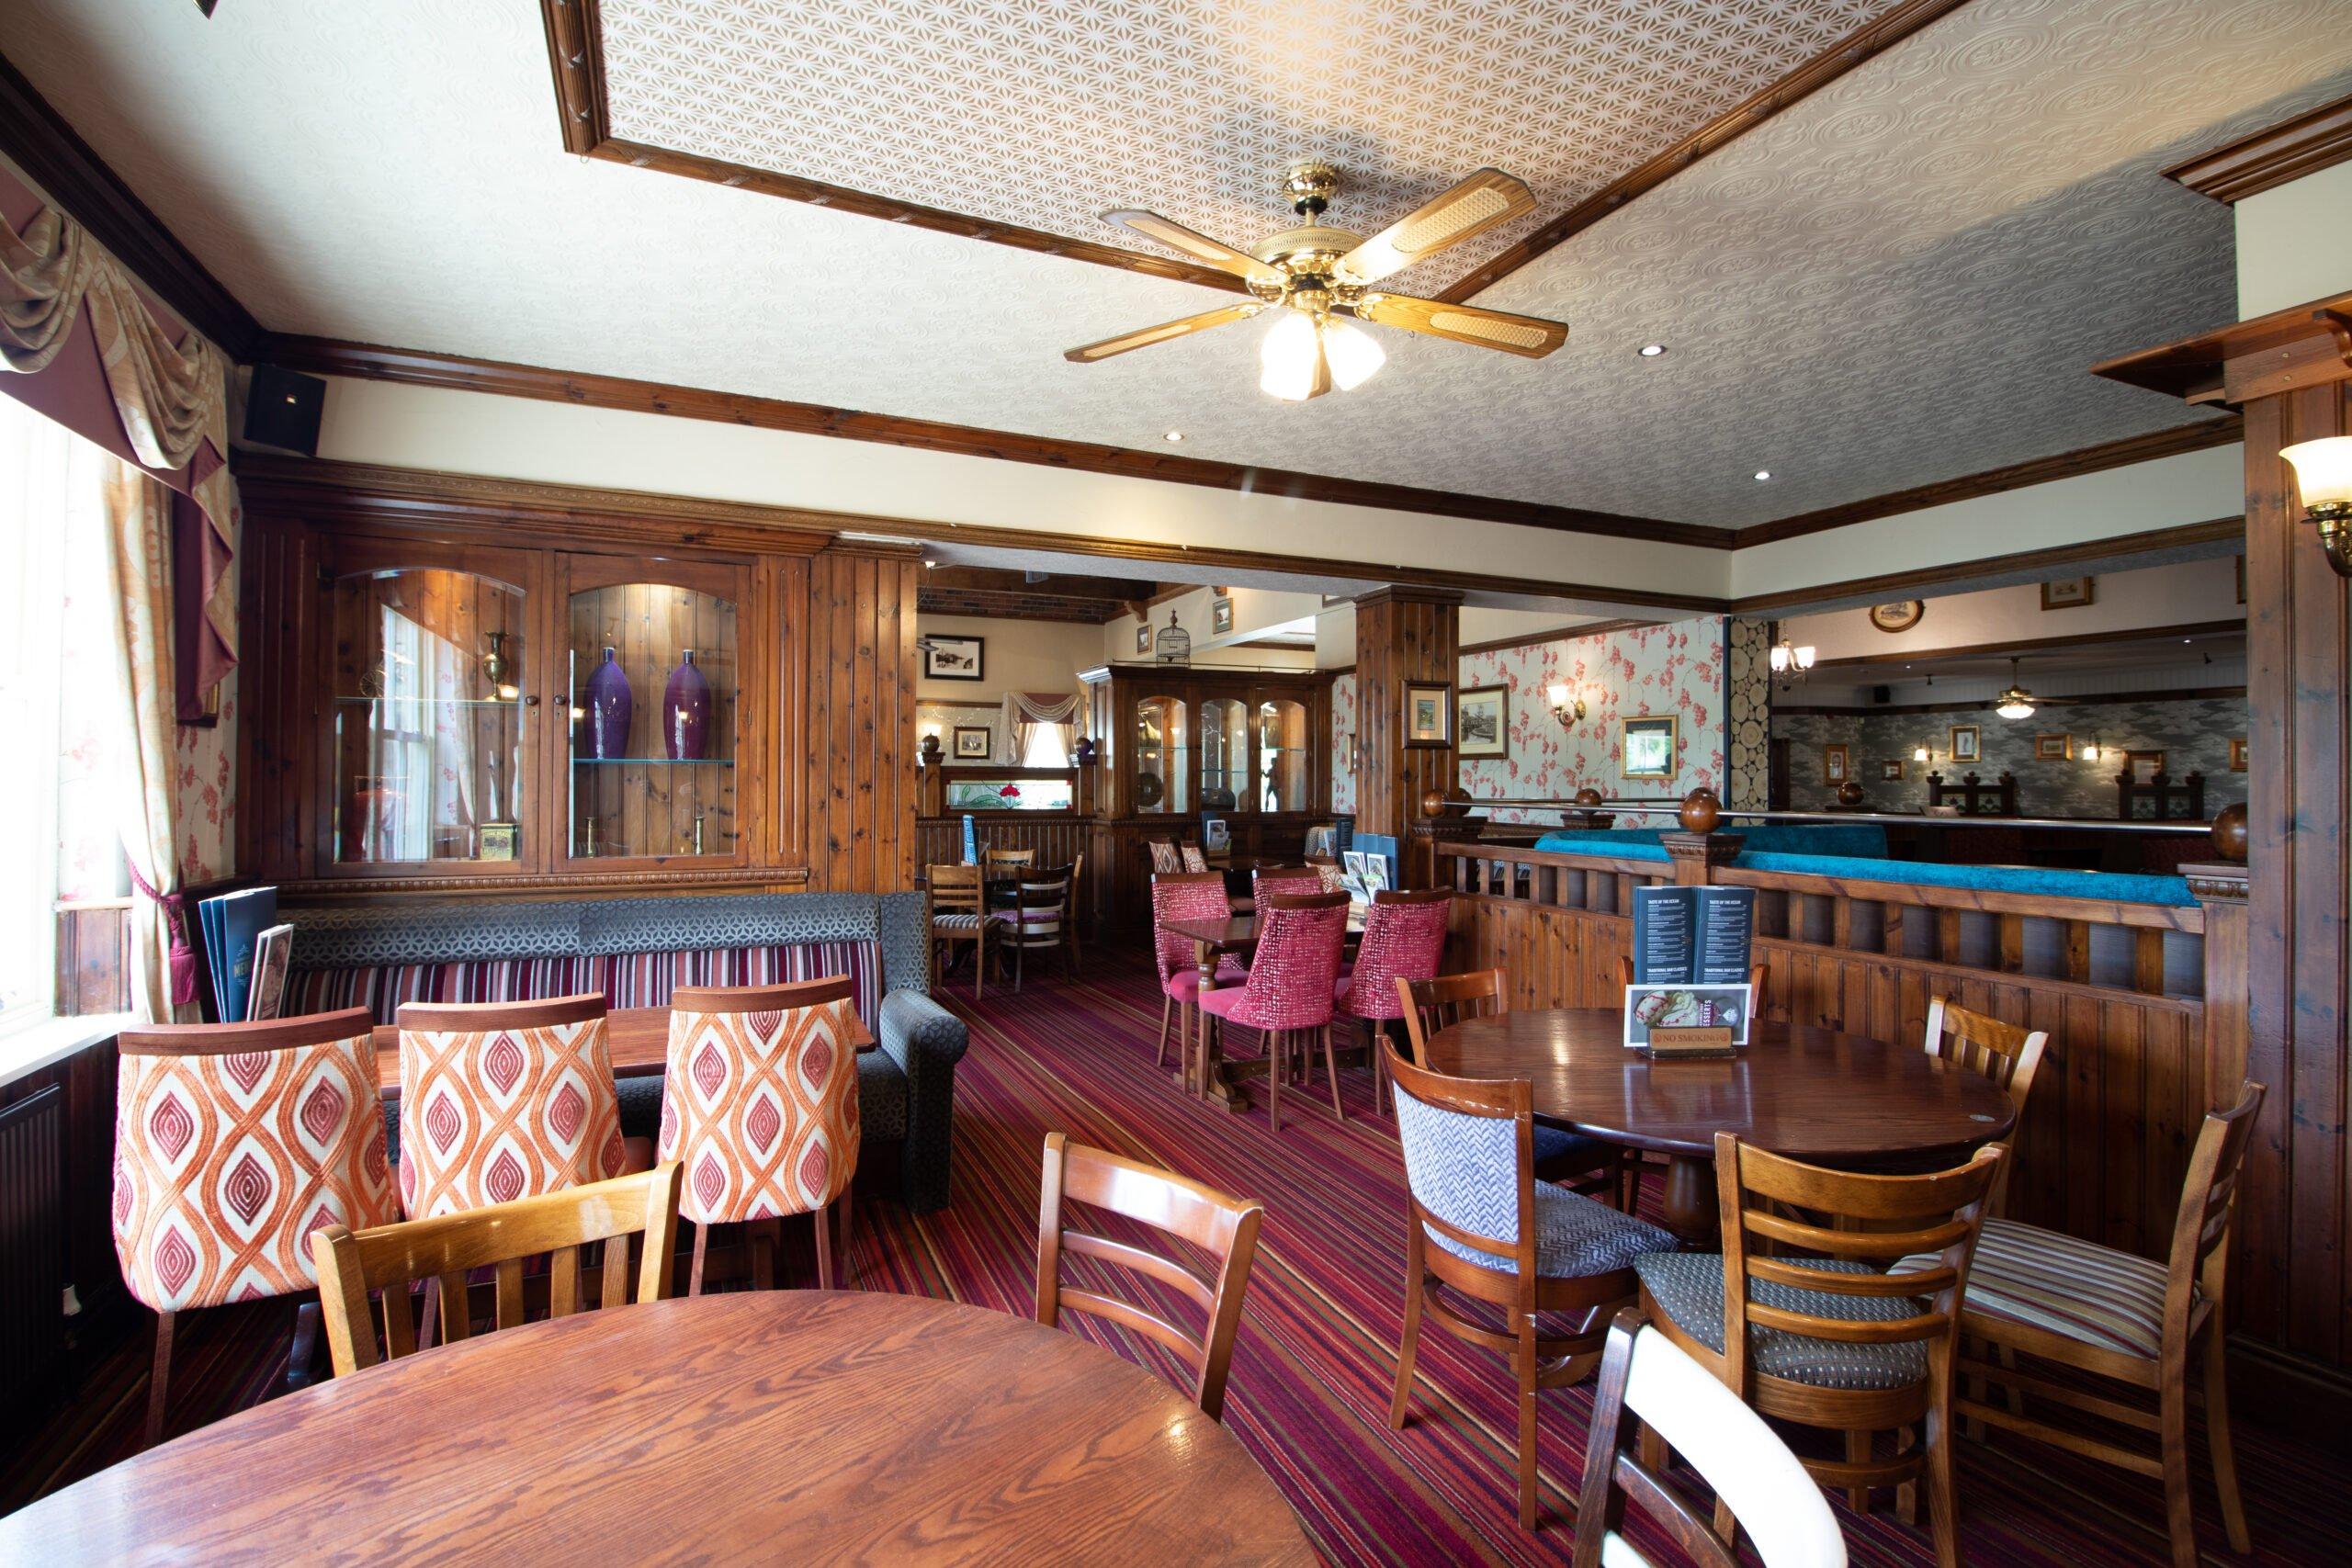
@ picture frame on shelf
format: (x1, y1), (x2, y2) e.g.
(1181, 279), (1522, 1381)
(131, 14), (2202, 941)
(1949, 724), (1981, 762)
(1880, 759), (1905, 782)
(924, 635), (986, 682)
(1456, 685), (1510, 759)
(2126, 750), (2165, 783)
(1621, 715), (1678, 780)
(2034, 733), (2072, 761)
(2230, 736), (2247, 772)
(951, 725), (992, 760)
(1403, 681), (1453, 749)
(2040, 576), (2095, 610)
(1868, 600), (1924, 634)
(1823, 743), (1849, 784)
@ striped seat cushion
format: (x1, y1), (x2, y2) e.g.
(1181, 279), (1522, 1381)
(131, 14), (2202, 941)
(932, 912), (985, 931)
(1895, 1218), (2174, 1359)
(1636, 1252), (1930, 1391)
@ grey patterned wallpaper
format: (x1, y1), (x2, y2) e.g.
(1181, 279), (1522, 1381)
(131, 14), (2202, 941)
(1773, 697), (2246, 818)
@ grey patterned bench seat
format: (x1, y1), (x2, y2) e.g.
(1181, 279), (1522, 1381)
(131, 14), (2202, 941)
(282, 892), (967, 1212)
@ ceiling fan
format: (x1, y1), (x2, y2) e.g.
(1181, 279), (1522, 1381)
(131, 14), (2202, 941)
(1065, 162), (1567, 401)
(1989, 658), (2079, 720)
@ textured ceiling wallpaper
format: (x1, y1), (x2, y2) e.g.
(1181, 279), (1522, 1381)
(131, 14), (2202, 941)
(3, 0), (2349, 527)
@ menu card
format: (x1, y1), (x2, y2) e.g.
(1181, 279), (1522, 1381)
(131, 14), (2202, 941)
(1631, 886), (1757, 985)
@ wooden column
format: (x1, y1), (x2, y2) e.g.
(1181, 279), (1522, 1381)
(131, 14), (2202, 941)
(801, 543), (921, 893)
(2098, 288), (2352, 1381)
(1353, 586), (1461, 887)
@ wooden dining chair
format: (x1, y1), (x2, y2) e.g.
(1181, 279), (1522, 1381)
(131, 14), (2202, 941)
(991, 863), (1075, 990)
(112, 1010), (399, 1446)
(1634, 1133), (2005, 1568)
(1066, 850), (1087, 969)
(1573, 1308), (1848, 1568)
(311, 1163), (684, 1375)
(1397, 972), (1625, 1204)
(1922, 998), (2047, 1213)
(927, 863), (989, 998)
(1034, 1132), (1265, 1421)
(981, 847), (1035, 915)
(1930, 1081), (2264, 1568)
(1385, 1043), (1677, 1528)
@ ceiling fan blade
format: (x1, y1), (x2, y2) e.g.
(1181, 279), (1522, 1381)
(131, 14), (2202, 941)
(1063, 303), (1263, 364)
(1334, 169), (1535, 285)
(1101, 210), (1283, 288)
(1348, 293), (1566, 358)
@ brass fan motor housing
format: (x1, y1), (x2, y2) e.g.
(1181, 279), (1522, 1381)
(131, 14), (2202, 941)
(1249, 225), (1366, 311)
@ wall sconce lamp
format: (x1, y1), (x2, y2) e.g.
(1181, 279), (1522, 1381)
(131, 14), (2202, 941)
(2081, 739), (2103, 763)
(1768, 638), (1816, 674)
(1546, 682), (1587, 726)
(1912, 744), (1929, 763)
(2283, 437), (2352, 575)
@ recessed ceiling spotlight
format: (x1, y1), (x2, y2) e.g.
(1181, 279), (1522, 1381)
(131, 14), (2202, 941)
(1637, 343), (1668, 357)
(1754, 469), (1773, 481)
(1164, 430), (1184, 442)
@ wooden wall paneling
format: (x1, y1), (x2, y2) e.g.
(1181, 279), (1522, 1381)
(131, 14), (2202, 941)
(758, 555), (804, 871)
(1353, 588), (1462, 886)
(802, 548), (919, 893)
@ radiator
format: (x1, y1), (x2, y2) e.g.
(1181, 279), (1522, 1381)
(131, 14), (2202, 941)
(0, 1086), (65, 1416)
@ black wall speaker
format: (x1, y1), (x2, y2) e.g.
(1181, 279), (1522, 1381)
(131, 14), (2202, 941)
(243, 364), (326, 457)
(1871, 684), (1894, 704)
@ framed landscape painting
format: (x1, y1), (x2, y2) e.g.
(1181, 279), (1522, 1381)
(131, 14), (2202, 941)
(1404, 681), (1453, 749)
(1621, 715), (1678, 780)
(1456, 686), (1509, 759)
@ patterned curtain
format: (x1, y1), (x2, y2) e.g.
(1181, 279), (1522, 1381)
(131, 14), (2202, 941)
(1, 203), (238, 702)
(1001, 690), (1080, 765)
(96, 460), (197, 1021)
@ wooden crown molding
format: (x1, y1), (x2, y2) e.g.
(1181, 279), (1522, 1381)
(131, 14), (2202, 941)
(1730, 515), (2245, 615)
(1432, 0), (1976, 302)
(232, 452), (1726, 615)
(1733, 419), (2245, 548)
(262, 333), (1724, 547)
(1810, 617), (2245, 671)
(2164, 93), (2352, 204)
(2093, 289), (2352, 406)
(1774, 683), (2245, 718)
(534, 0), (1968, 310)
(0, 49), (263, 357)
(1460, 617), (1650, 657)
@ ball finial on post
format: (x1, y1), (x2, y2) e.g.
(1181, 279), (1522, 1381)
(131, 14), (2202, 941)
(1679, 788), (1722, 834)
(2211, 802), (2248, 863)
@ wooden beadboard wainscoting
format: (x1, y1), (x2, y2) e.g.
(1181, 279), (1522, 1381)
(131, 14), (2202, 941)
(1435, 838), (2212, 1266)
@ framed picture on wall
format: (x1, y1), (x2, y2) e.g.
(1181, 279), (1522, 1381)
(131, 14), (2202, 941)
(1403, 681), (1453, 749)
(1211, 596), (1235, 635)
(1456, 686), (1510, 759)
(1620, 715), (1678, 780)
(1880, 759), (1905, 782)
(1949, 724), (1981, 762)
(1868, 600), (1924, 634)
(2040, 576), (2095, 610)
(2034, 733), (2072, 761)
(924, 635), (986, 681)
(1823, 744), (1849, 784)
(951, 725), (992, 760)
(2230, 737), (2247, 772)
(2126, 750), (2165, 783)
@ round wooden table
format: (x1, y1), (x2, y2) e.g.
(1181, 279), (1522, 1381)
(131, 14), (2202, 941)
(1425, 1010), (2016, 1245)
(1, 1292), (1315, 1565)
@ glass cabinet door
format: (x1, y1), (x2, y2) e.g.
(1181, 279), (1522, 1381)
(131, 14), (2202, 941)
(1200, 696), (1250, 812)
(1258, 698), (1312, 812)
(1134, 695), (1188, 814)
(328, 564), (530, 866)
(564, 572), (739, 861)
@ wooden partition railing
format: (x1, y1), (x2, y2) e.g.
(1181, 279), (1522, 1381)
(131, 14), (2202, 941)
(913, 815), (1091, 877)
(1436, 834), (2213, 1265)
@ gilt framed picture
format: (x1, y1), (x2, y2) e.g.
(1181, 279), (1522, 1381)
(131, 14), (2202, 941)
(924, 635), (985, 682)
(2041, 576), (2095, 610)
(1403, 681), (1453, 749)
(1211, 596), (1235, 635)
(1620, 715), (1678, 780)
(1949, 724), (1981, 762)
(1135, 620), (1151, 654)
(2230, 737), (2247, 773)
(2034, 733), (2072, 761)
(1868, 600), (1924, 634)
(1456, 686), (1509, 760)
(1823, 743), (1850, 784)
(1880, 759), (1905, 782)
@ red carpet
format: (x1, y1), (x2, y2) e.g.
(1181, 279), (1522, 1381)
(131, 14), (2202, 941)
(7, 957), (2346, 1563)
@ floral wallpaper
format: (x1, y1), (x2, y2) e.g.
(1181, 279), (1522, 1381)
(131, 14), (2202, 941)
(1459, 619), (1727, 820)
(1330, 671), (1357, 815)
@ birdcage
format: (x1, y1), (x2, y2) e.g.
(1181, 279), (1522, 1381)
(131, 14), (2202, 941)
(1153, 609), (1192, 665)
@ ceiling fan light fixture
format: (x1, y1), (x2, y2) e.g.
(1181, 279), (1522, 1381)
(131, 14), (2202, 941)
(1259, 310), (1326, 401)
(1321, 316), (1385, 390)
(1996, 698), (2035, 719)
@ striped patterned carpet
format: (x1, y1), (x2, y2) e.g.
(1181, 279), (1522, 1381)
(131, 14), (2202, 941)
(7, 956), (2346, 1563)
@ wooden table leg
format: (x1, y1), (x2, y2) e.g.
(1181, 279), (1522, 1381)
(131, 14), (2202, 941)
(1659, 1155), (1721, 1247)
(1189, 938), (1251, 1114)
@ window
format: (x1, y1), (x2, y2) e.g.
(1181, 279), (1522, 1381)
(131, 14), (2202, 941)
(1020, 722), (1070, 769)
(0, 395), (129, 1034)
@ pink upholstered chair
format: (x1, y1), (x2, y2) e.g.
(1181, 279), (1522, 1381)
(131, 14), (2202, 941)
(1198, 890), (1351, 1132)
(1338, 890), (1452, 1114)
(113, 1009), (399, 1446)
(1252, 866), (1327, 901)
(660, 976), (872, 1293)
(1151, 870), (1245, 1071)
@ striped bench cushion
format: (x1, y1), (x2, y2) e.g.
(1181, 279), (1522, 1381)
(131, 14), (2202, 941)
(1896, 1218), (2174, 1359)
(288, 942), (879, 1032)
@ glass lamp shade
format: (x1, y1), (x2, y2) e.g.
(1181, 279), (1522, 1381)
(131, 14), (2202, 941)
(1912, 746), (1929, 762)
(2283, 437), (2352, 509)
(1545, 682), (1572, 708)
(1794, 645), (1816, 670)
(1259, 311), (1324, 401)
(1770, 645), (1790, 672)
(1320, 317), (1385, 390)
(1996, 700), (2034, 720)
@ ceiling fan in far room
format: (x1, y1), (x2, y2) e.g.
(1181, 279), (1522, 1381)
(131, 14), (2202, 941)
(1988, 658), (2083, 720)
(1065, 162), (1568, 400)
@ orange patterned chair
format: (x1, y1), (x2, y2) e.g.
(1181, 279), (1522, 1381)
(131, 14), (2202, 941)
(113, 1009), (398, 1446)
(659, 976), (872, 1292)
(394, 994), (634, 1219)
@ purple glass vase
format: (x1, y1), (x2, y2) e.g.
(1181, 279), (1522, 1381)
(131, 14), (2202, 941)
(663, 649), (711, 761)
(583, 647), (632, 761)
